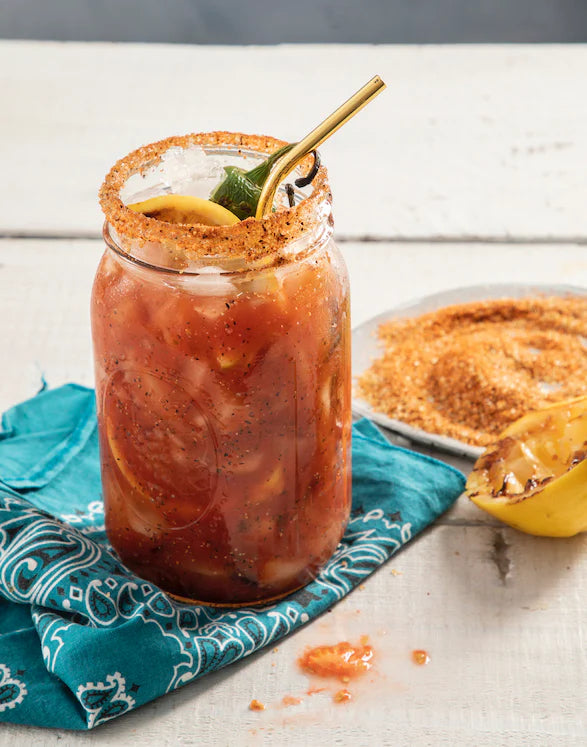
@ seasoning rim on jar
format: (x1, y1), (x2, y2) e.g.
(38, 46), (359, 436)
(99, 131), (333, 273)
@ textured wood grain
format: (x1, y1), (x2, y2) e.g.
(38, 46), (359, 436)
(1, 41), (586, 743)
(1, 42), (587, 240)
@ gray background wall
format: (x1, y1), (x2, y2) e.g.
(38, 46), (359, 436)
(1, 0), (587, 43)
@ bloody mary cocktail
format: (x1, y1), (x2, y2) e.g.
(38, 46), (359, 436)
(93, 132), (351, 605)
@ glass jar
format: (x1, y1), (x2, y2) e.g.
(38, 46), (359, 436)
(92, 132), (351, 605)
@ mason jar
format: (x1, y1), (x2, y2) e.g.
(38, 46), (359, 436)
(92, 132), (351, 605)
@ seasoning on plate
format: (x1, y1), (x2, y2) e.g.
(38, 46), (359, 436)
(356, 296), (587, 447)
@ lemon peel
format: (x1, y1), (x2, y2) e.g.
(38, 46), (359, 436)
(466, 396), (587, 537)
(128, 194), (240, 226)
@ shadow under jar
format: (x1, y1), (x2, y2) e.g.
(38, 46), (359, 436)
(93, 132), (352, 605)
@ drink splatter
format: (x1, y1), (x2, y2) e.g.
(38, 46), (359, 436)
(298, 638), (373, 681)
(282, 695), (302, 707)
(412, 649), (430, 666)
(298, 637), (374, 704)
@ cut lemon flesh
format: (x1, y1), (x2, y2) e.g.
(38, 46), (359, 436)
(466, 396), (587, 537)
(128, 194), (240, 226)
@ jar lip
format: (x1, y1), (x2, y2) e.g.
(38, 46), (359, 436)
(102, 220), (334, 276)
(99, 131), (332, 264)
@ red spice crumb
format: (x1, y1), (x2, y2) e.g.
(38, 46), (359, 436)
(412, 649), (430, 666)
(272, 647), (279, 653)
(334, 689), (352, 704)
(282, 696), (302, 707)
(249, 699), (265, 711)
(298, 639), (373, 681)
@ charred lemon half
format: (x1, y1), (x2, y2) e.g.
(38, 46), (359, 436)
(466, 396), (587, 536)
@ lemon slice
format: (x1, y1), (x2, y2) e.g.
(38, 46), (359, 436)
(106, 415), (146, 496)
(128, 194), (240, 226)
(466, 396), (587, 536)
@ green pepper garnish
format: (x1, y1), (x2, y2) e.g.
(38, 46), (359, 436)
(209, 143), (295, 220)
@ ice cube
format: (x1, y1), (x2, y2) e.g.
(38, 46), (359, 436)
(120, 145), (230, 204)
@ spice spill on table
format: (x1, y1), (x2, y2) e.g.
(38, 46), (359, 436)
(249, 699), (266, 712)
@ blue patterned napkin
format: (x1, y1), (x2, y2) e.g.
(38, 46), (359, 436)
(0, 385), (465, 729)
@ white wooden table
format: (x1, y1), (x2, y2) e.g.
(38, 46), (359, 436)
(1, 41), (586, 746)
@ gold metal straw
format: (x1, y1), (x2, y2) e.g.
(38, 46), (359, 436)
(255, 75), (386, 219)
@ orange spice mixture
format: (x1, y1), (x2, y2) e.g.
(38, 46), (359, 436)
(356, 296), (587, 447)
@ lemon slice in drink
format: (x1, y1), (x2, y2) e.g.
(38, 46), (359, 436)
(128, 194), (240, 226)
(466, 396), (587, 537)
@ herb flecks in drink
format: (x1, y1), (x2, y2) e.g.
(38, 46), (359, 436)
(210, 143), (294, 220)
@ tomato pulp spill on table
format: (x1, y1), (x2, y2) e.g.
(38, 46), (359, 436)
(282, 695), (303, 707)
(298, 637), (374, 703)
(411, 649), (430, 666)
(333, 688), (352, 704)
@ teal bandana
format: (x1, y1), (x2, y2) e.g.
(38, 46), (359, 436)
(0, 385), (465, 729)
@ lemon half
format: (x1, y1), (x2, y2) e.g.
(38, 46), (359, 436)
(466, 396), (587, 537)
(128, 194), (239, 226)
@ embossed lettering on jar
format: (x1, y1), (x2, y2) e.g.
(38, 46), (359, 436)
(92, 132), (352, 605)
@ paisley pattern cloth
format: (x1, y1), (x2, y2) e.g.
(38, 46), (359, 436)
(0, 385), (465, 729)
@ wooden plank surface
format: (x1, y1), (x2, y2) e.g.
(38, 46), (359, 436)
(1, 40), (587, 745)
(1, 41), (587, 241)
